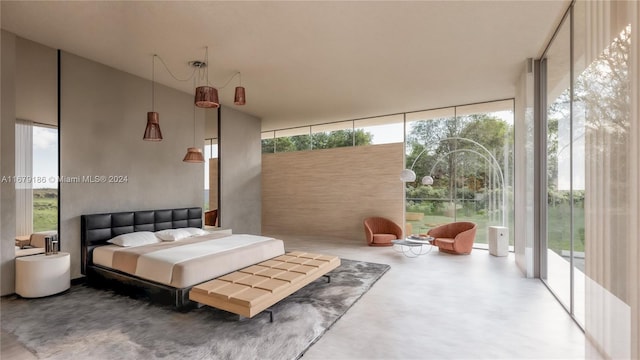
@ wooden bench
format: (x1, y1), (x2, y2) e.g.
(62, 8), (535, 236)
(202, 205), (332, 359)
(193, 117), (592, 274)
(189, 251), (340, 320)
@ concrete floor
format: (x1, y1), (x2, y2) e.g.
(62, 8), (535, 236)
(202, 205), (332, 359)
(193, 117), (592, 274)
(0, 330), (36, 360)
(274, 235), (587, 360)
(2, 235), (589, 360)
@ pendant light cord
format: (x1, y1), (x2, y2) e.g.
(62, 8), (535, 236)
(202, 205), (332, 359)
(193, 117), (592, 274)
(217, 71), (241, 90)
(153, 47), (242, 89)
(205, 46), (210, 86)
(152, 55), (156, 111)
(155, 54), (198, 82)
(193, 76), (197, 146)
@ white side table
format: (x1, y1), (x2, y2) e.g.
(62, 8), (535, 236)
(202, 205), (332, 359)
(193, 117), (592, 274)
(15, 252), (70, 298)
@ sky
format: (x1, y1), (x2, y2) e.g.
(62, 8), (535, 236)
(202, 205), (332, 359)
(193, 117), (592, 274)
(32, 126), (58, 189)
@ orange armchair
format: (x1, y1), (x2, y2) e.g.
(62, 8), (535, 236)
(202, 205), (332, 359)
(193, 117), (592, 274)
(427, 222), (477, 254)
(364, 217), (403, 247)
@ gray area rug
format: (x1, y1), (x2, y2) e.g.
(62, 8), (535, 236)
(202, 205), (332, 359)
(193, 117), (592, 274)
(1, 259), (389, 360)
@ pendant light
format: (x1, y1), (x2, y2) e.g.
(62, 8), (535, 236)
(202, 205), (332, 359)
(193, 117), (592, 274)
(184, 77), (205, 163)
(183, 147), (204, 163)
(193, 47), (219, 109)
(234, 72), (246, 106)
(143, 54), (163, 141)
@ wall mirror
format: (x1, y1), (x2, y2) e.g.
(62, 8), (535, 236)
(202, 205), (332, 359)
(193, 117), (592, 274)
(203, 107), (219, 227)
(14, 37), (59, 257)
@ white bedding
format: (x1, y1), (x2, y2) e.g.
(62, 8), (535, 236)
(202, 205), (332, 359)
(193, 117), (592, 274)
(136, 234), (278, 285)
(93, 233), (285, 288)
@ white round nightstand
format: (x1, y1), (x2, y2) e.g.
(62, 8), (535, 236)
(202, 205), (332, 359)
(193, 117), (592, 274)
(15, 252), (70, 298)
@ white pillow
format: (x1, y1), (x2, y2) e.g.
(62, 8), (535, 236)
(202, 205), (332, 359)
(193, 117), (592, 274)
(107, 231), (160, 247)
(183, 227), (207, 237)
(155, 228), (192, 242)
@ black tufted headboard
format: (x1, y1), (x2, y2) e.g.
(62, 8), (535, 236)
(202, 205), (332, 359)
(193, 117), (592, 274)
(81, 207), (202, 275)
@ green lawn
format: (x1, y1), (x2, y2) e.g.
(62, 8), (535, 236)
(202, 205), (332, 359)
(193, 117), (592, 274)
(405, 201), (584, 252)
(33, 189), (58, 232)
(547, 203), (585, 252)
(406, 199), (512, 245)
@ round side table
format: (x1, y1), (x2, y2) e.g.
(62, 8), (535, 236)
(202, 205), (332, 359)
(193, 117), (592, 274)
(15, 252), (70, 298)
(391, 237), (434, 258)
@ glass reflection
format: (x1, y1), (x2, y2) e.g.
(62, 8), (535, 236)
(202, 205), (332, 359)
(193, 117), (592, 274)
(544, 15), (571, 308)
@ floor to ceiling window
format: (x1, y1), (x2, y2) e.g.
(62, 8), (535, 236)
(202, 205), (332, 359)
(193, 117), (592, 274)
(261, 114), (404, 154)
(404, 100), (514, 245)
(539, 1), (637, 356)
(542, 9), (575, 321)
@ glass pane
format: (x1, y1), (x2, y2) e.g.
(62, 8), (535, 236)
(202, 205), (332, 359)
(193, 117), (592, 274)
(311, 121), (354, 149)
(261, 131), (275, 154)
(455, 105), (514, 246)
(354, 114), (403, 145)
(32, 125), (58, 232)
(544, 16), (571, 308)
(404, 102), (513, 246)
(572, 0), (632, 329)
(405, 108), (456, 235)
(275, 127), (311, 153)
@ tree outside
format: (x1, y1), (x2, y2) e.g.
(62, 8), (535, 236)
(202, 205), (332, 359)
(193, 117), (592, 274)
(262, 129), (373, 153)
(545, 24), (630, 256)
(405, 110), (514, 244)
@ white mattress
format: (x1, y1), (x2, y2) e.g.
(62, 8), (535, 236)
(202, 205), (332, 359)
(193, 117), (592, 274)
(92, 233), (285, 288)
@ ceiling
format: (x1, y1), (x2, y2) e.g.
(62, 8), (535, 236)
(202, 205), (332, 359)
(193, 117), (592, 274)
(1, 1), (568, 131)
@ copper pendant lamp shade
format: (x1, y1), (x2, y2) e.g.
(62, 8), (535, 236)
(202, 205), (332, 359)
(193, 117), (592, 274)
(183, 147), (204, 163)
(194, 86), (219, 108)
(234, 86), (246, 105)
(143, 112), (163, 141)
(144, 55), (163, 141)
(185, 76), (204, 163)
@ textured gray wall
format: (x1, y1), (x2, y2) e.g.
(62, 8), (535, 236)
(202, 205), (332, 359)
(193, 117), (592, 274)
(219, 106), (262, 235)
(60, 52), (205, 279)
(16, 37), (57, 126)
(1, 33), (57, 295)
(1, 31), (17, 295)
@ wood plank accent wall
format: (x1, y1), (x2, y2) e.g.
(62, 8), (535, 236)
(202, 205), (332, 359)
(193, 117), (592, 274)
(262, 143), (404, 242)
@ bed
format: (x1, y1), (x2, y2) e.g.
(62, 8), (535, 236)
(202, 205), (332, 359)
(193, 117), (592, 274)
(81, 207), (284, 309)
